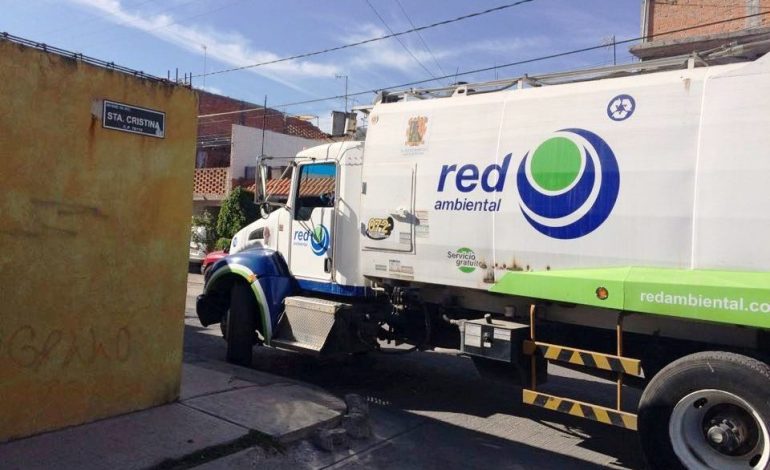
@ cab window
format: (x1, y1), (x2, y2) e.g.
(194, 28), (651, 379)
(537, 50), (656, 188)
(294, 163), (336, 221)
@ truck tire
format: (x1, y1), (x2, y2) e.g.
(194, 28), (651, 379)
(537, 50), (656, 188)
(225, 281), (258, 367)
(638, 351), (770, 469)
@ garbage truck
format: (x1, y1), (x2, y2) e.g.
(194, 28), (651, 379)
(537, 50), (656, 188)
(197, 49), (770, 469)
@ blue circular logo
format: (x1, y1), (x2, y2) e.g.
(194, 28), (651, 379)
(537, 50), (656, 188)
(607, 94), (635, 121)
(310, 225), (330, 256)
(516, 128), (620, 239)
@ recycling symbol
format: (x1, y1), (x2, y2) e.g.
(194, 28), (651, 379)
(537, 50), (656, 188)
(607, 94), (636, 121)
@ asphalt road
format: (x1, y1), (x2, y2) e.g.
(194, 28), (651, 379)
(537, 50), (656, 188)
(184, 273), (646, 469)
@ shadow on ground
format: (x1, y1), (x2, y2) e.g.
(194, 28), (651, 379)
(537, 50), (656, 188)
(183, 320), (645, 469)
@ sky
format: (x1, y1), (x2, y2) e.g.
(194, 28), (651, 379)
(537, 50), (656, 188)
(1, 0), (643, 133)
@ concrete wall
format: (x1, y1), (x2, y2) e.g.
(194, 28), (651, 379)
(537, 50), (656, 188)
(0, 40), (197, 442)
(230, 124), (323, 180)
(647, 0), (770, 40)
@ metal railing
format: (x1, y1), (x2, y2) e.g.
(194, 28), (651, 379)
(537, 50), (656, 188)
(0, 32), (185, 86)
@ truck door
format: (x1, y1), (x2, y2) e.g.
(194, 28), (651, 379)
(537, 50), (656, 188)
(289, 162), (337, 282)
(361, 162), (415, 252)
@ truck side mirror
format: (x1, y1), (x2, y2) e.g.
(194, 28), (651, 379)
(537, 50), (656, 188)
(259, 201), (271, 219)
(254, 156), (268, 204)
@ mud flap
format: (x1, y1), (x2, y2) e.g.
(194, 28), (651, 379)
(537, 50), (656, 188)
(196, 294), (226, 326)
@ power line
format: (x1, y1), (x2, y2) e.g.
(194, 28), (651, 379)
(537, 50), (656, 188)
(364, 0), (443, 85)
(394, 0), (449, 80)
(199, 106), (312, 121)
(306, 12), (770, 98)
(654, 0), (770, 7)
(197, 10), (770, 116)
(198, 109), (327, 134)
(191, 0), (537, 78)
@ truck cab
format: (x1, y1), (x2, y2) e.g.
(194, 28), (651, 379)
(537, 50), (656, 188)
(196, 140), (381, 360)
(228, 141), (367, 292)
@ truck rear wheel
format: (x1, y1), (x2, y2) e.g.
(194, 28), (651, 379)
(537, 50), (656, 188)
(638, 351), (770, 469)
(225, 281), (258, 367)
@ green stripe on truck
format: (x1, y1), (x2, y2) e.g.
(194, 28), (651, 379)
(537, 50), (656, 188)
(490, 267), (770, 328)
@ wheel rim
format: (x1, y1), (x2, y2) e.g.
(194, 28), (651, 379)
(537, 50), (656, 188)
(669, 389), (769, 469)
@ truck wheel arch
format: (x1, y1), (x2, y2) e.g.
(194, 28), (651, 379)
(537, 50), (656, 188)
(204, 266), (273, 344)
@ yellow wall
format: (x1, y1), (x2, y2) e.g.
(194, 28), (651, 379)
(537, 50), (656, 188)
(0, 40), (197, 442)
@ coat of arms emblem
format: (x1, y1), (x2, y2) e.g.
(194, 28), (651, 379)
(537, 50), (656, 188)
(405, 116), (428, 147)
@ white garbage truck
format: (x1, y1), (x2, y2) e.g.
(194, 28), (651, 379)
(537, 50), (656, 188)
(197, 50), (770, 469)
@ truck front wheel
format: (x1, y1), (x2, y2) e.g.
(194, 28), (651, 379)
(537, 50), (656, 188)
(638, 351), (770, 469)
(224, 281), (258, 367)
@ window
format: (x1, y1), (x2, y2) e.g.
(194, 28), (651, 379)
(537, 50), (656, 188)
(294, 163), (336, 221)
(270, 166), (288, 179)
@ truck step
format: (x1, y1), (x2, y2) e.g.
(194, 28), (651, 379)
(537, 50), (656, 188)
(523, 340), (642, 377)
(522, 305), (639, 429)
(271, 296), (350, 353)
(522, 389), (638, 430)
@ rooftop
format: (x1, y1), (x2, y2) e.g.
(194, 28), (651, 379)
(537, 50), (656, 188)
(630, 26), (770, 61)
(0, 32), (183, 86)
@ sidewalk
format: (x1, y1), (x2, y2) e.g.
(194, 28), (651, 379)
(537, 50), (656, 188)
(0, 356), (347, 470)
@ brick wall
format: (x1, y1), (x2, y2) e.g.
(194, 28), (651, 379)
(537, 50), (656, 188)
(648, 0), (770, 41)
(193, 167), (230, 197)
(196, 90), (327, 142)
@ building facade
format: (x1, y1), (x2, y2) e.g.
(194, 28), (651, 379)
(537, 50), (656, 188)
(632, 0), (770, 60)
(193, 91), (327, 216)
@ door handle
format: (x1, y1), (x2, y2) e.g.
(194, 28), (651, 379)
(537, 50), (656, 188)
(391, 207), (410, 218)
(324, 257), (332, 273)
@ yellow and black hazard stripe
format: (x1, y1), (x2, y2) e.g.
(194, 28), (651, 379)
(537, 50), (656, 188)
(523, 389), (637, 430)
(523, 341), (642, 377)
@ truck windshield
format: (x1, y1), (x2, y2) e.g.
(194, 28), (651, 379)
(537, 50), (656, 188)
(294, 162), (336, 221)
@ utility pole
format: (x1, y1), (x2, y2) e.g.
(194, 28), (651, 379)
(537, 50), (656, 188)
(335, 74), (348, 113)
(260, 95), (267, 159)
(612, 35), (616, 65)
(202, 45), (208, 87)
(602, 36), (617, 66)
(255, 95), (268, 203)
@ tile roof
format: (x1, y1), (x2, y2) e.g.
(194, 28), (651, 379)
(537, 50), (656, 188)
(245, 177), (335, 198)
(265, 178), (292, 196)
(297, 177), (336, 197)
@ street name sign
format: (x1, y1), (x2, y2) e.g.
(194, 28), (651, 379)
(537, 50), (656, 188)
(103, 100), (165, 138)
